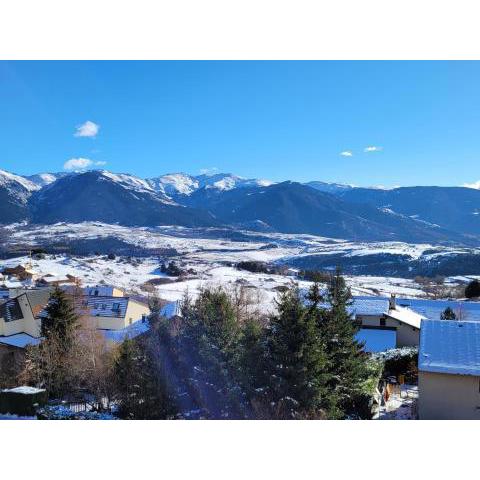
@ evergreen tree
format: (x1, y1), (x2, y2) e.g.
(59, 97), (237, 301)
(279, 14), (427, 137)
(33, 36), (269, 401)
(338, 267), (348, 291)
(440, 306), (456, 320)
(262, 285), (331, 419)
(319, 268), (370, 418)
(237, 317), (264, 398)
(149, 287), (249, 419)
(41, 286), (79, 347)
(113, 337), (176, 419)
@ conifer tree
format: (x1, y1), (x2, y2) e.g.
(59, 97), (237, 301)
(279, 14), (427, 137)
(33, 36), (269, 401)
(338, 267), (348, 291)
(113, 337), (176, 419)
(441, 306), (456, 320)
(41, 286), (79, 348)
(263, 285), (331, 419)
(320, 267), (370, 418)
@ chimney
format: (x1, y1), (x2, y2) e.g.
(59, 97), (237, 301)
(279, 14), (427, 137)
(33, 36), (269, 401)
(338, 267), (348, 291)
(389, 293), (396, 310)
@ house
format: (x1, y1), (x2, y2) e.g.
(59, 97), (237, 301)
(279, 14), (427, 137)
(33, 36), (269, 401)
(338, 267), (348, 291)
(352, 294), (424, 347)
(83, 285), (125, 297)
(0, 290), (51, 339)
(1, 264), (38, 283)
(0, 289), (51, 372)
(74, 296), (150, 330)
(418, 319), (480, 420)
(37, 274), (79, 287)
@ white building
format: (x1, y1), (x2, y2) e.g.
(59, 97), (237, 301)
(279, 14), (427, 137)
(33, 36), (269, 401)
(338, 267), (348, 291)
(352, 294), (424, 348)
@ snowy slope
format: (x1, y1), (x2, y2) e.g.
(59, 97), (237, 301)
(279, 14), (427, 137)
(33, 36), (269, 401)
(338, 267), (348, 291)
(0, 169), (39, 200)
(0, 169), (40, 223)
(147, 173), (200, 196)
(25, 172), (67, 188)
(147, 172), (274, 196)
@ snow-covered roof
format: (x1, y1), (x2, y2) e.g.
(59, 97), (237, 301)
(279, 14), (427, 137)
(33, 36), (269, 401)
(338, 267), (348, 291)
(386, 305), (424, 329)
(0, 333), (40, 348)
(2, 386), (45, 394)
(351, 298), (389, 316)
(102, 319), (150, 343)
(160, 300), (182, 318)
(419, 319), (480, 376)
(76, 296), (130, 318)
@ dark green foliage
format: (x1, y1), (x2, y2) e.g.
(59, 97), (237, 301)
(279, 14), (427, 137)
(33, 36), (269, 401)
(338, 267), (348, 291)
(113, 338), (176, 419)
(236, 261), (284, 274)
(165, 261), (182, 276)
(441, 306), (457, 320)
(0, 389), (47, 416)
(298, 269), (331, 283)
(176, 288), (247, 418)
(260, 285), (331, 419)
(465, 279), (480, 298)
(318, 268), (371, 418)
(382, 350), (418, 384)
(41, 286), (79, 347)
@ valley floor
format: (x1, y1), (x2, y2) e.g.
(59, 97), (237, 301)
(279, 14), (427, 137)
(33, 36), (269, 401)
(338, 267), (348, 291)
(2, 222), (479, 315)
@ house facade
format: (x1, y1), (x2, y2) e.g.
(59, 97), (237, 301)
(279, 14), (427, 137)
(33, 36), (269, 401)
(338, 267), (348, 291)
(76, 296), (150, 330)
(0, 290), (51, 338)
(352, 294), (423, 348)
(418, 319), (480, 420)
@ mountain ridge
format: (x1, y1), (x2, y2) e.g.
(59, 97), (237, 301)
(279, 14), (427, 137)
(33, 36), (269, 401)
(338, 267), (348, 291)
(1, 168), (480, 245)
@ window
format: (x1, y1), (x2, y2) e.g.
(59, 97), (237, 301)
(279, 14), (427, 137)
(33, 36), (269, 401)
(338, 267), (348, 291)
(112, 303), (120, 311)
(94, 290), (99, 296)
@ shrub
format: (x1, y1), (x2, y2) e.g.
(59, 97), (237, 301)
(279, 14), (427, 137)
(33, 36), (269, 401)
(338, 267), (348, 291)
(465, 279), (480, 298)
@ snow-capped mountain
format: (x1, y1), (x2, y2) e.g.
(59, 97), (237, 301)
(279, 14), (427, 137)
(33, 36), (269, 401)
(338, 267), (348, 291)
(25, 172), (68, 187)
(147, 172), (274, 197)
(0, 169), (39, 199)
(147, 173), (200, 196)
(306, 180), (355, 195)
(3, 167), (480, 246)
(0, 169), (40, 223)
(29, 170), (216, 227)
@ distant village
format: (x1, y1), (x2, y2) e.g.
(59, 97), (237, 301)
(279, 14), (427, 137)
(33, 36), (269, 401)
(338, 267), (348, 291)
(1, 258), (479, 420)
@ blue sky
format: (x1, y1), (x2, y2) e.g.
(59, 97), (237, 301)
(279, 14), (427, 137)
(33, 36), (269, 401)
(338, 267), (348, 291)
(1, 61), (480, 187)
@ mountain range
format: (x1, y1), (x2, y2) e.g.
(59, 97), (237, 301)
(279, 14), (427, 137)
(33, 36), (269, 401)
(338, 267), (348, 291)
(2, 168), (480, 245)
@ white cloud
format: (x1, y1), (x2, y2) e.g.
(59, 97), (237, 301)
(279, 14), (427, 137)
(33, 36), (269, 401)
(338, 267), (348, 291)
(463, 180), (480, 189)
(340, 150), (353, 157)
(74, 120), (100, 138)
(63, 158), (106, 171)
(364, 146), (383, 152)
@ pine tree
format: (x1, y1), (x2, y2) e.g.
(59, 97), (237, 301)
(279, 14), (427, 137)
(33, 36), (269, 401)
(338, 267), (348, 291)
(319, 267), (370, 418)
(113, 337), (176, 419)
(262, 285), (331, 419)
(41, 286), (79, 347)
(441, 306), (456, 320)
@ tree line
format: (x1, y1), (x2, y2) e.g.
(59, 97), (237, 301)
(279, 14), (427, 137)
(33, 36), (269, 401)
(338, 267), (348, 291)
(14, 269), (374, 419)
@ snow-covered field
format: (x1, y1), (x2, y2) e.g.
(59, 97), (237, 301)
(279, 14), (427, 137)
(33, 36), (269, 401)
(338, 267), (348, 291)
(1, 222), (477, 308)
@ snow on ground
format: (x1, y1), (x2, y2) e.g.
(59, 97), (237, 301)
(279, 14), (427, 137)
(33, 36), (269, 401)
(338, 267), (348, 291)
(346, 275), (426, 297)
(1, 222), (477, 309)
(378, 385), (418, 420)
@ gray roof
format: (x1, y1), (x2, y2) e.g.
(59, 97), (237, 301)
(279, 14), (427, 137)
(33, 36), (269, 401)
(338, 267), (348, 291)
(76, 296), (130, 319)
(0, 298), (23, 322)
(419, 319), (480, 376)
